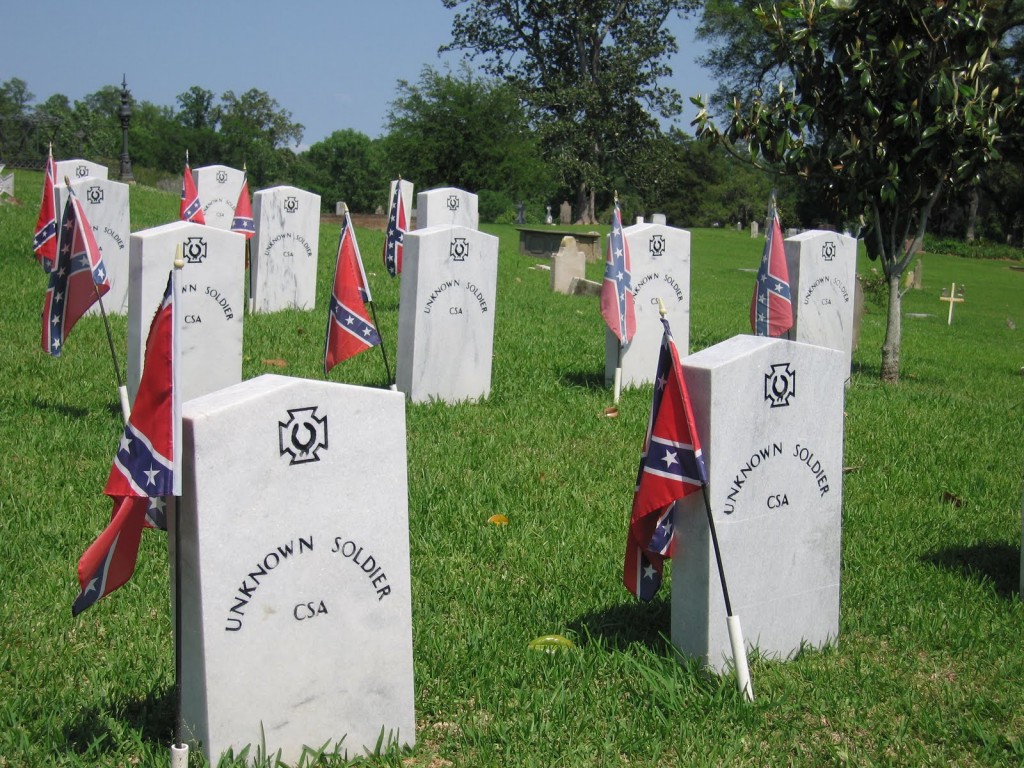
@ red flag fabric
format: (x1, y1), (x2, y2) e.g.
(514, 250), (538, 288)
(72, 273), (177, 615)
(33, 147), (58, 269)
(41, 194), (111, 356)
(382, 179), (406, 277)
(750, 207), (793, 337)
(72, 496), (149, 616)
(180, 162), (205, 224)
(231, 175), (255, 239)
(624, 317), (708, 601)
(325, 210), (381, 373)
(600, 200), (636, 343)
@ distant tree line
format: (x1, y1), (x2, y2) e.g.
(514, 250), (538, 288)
(0, 71), (795, 228)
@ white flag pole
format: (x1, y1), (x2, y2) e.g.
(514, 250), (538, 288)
(170, 245), (189, 767)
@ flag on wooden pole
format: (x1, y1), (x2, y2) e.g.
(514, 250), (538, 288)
(750, 202), (793, 337)
(42, 192), (111, 356)
(73, 271), (178, 615)
(325, 208), (381, 373)
(624, 316), (706, 600)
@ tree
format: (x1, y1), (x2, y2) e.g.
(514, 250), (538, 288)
(441, 0), (696, 223)
(296, 129), (383, 212)
(694, 0), (1020, 382)
(382, 64), (554, 212)
(218, 88), (303, 185)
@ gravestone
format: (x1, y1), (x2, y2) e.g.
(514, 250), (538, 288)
(750, 221), (759, 238)
(128, 221), (244, 403)
(175, 374), (414, 764)
(785, 230), (858, 381)
(55, 158), (108, 182)
(635, 216), (645, 225)
(417, 186), (479, 230)
(545, 205), (553, 225)
(672, 335), (845, 672)
(55, 177), (131, 315)
(193, 164), (245, 230)
(912, 259), (923, 290)
(651, 213), (667, 226)
(0, 168), (13, 197)
(550, 236), (586, 294)
(605, 222), (691, 389)
(396, 225), (499, 403)
(251, 186), (322, 312)
(559, 200), (572, 225)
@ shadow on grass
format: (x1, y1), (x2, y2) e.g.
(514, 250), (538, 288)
(922, 541), (1021, 599)
(31, 397), (89, 419)
(64, 685), (175, 754)
(567, 598), (672, 652)
(558, 370), (606, 390)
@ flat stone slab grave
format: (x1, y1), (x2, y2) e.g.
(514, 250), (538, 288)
(251, 185), (322, 312)
(55, 158), (108, 182)
(416, 186), (479, 230)
(396, 224), (499, 404)
(173, 374), (414, 764)
(785, 230), (858, 380)
(55, 177), (131, 315)
(605, 222), (691, 389)
(672, 336), (845, 672)
(516, 226), (601, 262)
(127, 221), (244, 404)
(194, 164), (245, 230)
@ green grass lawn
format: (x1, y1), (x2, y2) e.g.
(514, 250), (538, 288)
(1, 170), (1023, 766)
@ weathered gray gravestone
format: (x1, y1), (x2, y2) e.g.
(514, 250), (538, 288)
(550, 236), (586, 294)
(785, 230), (858, 381)
(672, 336), (845, 672)
(559, 200), (572, 226)
(250, 185), (322, 312)
(396, 225), (499, 404)
(0, 168), (13, 197)
(651, 213), (667, 226)
(417, 187), (479, 230)
(750, 221), (759, 238)
(128, 221), (245, 404)
(55, 158), (108, 182)
(193, 164), (245, 230)
(55, 177), (131, 315)
(605, 222), (691, 389)
(174, 374), (415, 764)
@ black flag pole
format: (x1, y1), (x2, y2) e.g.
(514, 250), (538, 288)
(366, 299), (395, 389)
(658, 298), (753, 701)
(65, 178), (131, 424)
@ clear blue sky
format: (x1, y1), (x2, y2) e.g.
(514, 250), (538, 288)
(2, 1), (716, 150)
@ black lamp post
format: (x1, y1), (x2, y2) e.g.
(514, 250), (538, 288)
(119, 75), (134, 183)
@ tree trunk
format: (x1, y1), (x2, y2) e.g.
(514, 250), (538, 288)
(880, 274), (902, 383)
(966, 185), (979, 242)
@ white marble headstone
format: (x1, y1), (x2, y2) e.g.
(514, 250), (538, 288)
(551, 236), (585, 295)
(785, 230), (858, 380)
(55, 178), (131, 315)
(416, 186), (478, 230)
(672, 336), (845, 672)
(128, 221), (244, 404)
(55, 158), (108, 182)
(396, 225), (499, 403)
(651, 213), (667, 226)
(174, 374), (415, 764)
(605, 223), (691, 389)
(193, 164), (245, 230)
(251, 186), (322, 312)
(0, 170), (13, 197)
